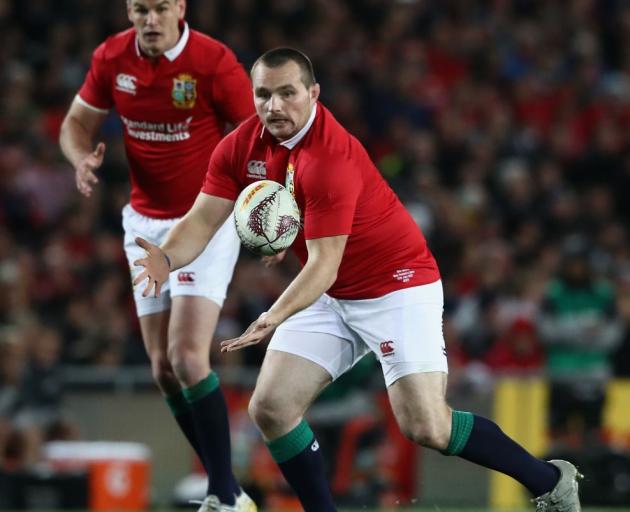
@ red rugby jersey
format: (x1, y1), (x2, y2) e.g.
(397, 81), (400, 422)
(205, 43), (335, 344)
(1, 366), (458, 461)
(78, 23), (254, 218)
(203, 104), (440, 300)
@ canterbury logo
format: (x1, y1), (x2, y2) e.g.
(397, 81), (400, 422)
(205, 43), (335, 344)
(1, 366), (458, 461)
(116, 73), (137, 94)
(246, 160), (267, 179)
(311, 440), (319, 451)
(177, 271), (195, 283)
(380, 340), (395, 356)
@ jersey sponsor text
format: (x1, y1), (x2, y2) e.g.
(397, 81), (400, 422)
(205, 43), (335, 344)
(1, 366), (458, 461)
(121, 115), (193, 142)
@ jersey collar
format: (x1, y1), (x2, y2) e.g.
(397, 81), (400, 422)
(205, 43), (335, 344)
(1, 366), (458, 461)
(164, 21), (189, 61)
(278, 103), (318, 150)
(135, 21), (190, 61)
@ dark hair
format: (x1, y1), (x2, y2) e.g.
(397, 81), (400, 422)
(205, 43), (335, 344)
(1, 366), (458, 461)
(251, 47), (316, 87)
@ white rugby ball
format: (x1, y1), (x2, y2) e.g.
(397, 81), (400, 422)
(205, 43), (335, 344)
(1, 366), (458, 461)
(233, 180), (301, 256)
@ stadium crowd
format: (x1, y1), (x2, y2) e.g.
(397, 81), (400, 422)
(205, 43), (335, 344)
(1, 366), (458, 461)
(1, 0), (629, 472)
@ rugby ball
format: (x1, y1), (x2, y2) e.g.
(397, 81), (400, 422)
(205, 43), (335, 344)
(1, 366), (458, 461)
(233, 180), (301, 256)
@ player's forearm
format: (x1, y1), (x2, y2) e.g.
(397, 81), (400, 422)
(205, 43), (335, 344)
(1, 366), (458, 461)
(160, 214), (217, 270)
(266, 235), (347, 324)
(59, 116), (95, 168)
(267, 261), (337, 324)
(160, 194), (233, 270)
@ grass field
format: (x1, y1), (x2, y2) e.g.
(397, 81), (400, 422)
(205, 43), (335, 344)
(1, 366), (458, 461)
(337, 509), (630, 512)
(25, 508), (626, 512)
(9, 506), (630, 511)
(156, 508), (630, 512)
(333, 509), (630, 512)
(180, 507), (630, 511)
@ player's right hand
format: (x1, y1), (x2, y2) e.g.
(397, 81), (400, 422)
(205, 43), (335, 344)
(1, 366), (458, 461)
(261, 250), (287, 268)
(75, 142), (105, 197)
(133, 236), (170, 298)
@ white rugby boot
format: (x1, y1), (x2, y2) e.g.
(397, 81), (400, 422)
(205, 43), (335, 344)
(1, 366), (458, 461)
(234, 491), (257, 512)
(194, 489), (257, 512)
(531, 459), (584, 511)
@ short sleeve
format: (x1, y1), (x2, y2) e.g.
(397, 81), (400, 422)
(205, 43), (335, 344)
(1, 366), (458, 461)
(79, 43), (114, 110)
(77, 43), (114, 111)
(202, 133), (242, 200)
(210, 47), (255, 124)
(300, 160), (361, 239)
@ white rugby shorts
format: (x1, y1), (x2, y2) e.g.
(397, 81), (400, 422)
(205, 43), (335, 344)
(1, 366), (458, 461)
(122, 204), (240, 317)
(268, 280), (448, 387)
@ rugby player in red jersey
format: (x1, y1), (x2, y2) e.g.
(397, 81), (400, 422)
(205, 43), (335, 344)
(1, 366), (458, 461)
(59, 1), (256, 510)
(134, 48), (583, 512)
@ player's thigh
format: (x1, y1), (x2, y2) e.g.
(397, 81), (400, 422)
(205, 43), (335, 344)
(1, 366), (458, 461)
(387, 371), (450, 443)
(269, 295), (370, 383)
(343, 281), (448, 388)
(169, 216), (240, 308)
(138, 312), (170, 359)
(251, 348), (333, 437)
(168, 295), (219, 355)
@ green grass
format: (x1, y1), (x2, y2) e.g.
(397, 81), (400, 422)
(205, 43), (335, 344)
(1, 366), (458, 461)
(24, 508), (625, 512)
(334, 509), (630, 512)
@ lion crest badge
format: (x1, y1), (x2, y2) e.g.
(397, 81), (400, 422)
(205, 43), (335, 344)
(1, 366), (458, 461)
(172, 74), (197, 109)
(285, 163), (295, 197)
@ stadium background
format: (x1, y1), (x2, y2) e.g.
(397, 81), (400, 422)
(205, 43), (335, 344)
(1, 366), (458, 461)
(1, 0), (630, 509)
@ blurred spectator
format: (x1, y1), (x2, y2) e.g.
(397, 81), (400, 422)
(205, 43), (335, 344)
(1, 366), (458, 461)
(0, 326), (29, 469)
(538, 236), (623, 447)
(0, 324), (78, 471)
(613, 268), (630, 377)
(484, 317), (545, 375)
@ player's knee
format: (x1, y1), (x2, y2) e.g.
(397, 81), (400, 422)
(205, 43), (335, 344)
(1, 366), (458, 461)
(150, 353), (177, 391)
(248, 393), (289, 433)
(167, 344), (208, 384)
(398, 414), (450, 450)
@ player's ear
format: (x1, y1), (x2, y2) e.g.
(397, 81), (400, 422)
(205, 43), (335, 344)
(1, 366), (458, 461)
(310, 83), (320, 105)
(177, 0), (186, 19)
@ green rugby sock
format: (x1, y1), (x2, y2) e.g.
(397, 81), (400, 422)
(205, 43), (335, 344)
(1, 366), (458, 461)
(442, 410), (474, 455)
(165, 390), (190, 416)
(267, 419), (314, 463)
(164, 390), (206, 475)
(182, 371), (220, 403)
(183, 372), (239, 504)
(266, 420), (336, 511)
(454, 413), (560, 497)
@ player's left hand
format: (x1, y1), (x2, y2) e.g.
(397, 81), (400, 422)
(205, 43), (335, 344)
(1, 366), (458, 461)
(220, 312), (279, 352)
(132, 236), (171, 298)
